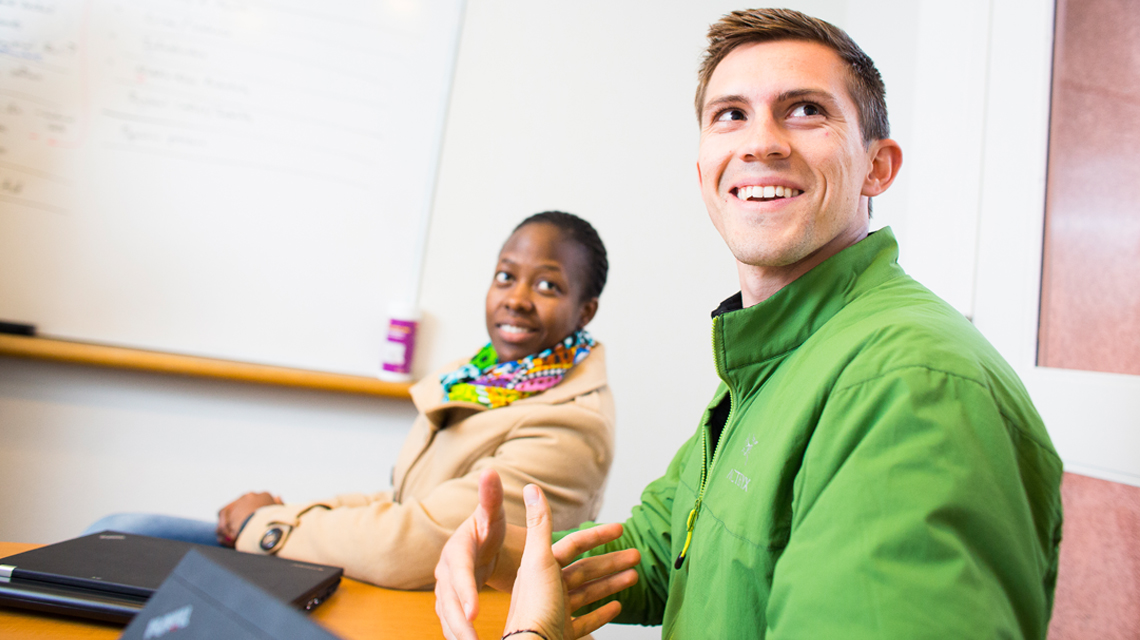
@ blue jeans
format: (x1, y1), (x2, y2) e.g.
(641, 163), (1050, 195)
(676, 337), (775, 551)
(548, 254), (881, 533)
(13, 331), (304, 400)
(82, 513), (221, 547)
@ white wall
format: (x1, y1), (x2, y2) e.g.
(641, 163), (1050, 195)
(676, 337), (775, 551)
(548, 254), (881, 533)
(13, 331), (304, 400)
(0, 357), (418, 542)
(0, 1), (1091, 638)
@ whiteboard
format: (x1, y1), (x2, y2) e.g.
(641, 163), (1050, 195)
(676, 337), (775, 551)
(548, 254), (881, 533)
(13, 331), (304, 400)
(0, 0), (464, 376)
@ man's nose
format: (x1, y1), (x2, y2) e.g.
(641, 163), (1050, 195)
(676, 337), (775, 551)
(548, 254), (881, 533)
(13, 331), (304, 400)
(740, 114), (791, 160)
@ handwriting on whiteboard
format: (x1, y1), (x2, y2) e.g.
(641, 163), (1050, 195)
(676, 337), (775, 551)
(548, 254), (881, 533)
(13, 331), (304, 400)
(0, 0), (424, 217)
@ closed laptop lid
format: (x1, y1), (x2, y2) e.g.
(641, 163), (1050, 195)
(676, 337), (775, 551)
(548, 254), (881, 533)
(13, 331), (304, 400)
(119, 549), (343, 640)
(0, 532), (342, 624)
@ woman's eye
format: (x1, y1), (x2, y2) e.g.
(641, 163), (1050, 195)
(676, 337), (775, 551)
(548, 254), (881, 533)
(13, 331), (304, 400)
(789, 103), (822, 117)
(715, 108), (746, 123)
(536, 280), (560, 294)
(494, 271), (511, 284)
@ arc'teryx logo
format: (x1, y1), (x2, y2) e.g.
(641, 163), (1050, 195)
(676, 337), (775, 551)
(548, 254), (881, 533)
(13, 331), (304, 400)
(727, 468), (751, 492)
(143, 604), (192, 639)
(741, 434), (759, 459)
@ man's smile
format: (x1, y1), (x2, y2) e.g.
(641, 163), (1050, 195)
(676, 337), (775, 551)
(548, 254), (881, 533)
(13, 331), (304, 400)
(732, 184), (803, 202)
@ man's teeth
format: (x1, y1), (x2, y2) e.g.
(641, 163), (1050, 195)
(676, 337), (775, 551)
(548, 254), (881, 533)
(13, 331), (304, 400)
(499, 324), (533, 335)
(738, 185), (801, 200)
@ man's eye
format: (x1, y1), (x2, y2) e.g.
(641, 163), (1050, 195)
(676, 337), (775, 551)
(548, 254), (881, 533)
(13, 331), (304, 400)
(789, 103), (822, 117)
(494, 271), (511, 284)
(714, 108), (746, 123)
(536, 280), (560, 293)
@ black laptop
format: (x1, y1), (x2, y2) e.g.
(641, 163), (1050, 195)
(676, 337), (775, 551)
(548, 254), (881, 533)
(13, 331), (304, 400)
(119, 549), (343, 639)
(0, 532), (343, 624)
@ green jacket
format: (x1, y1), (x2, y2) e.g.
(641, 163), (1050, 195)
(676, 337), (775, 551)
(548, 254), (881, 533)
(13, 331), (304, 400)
(570, 228), (1063, 639)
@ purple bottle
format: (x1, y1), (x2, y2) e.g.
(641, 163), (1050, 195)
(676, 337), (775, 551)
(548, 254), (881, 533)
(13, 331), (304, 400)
(379, 302), (420, 382)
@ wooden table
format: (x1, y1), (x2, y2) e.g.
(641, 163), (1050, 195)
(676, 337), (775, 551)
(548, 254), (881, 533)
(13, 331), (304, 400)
(0, 542), (510, 639)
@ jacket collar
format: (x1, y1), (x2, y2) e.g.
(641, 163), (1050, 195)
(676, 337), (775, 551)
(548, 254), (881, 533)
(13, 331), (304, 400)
(410, 342), (609, 429)
(712, 227), (905, 377)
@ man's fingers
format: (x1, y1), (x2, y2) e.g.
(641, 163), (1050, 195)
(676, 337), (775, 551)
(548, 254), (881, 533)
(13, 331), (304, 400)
(434, 597), (453, 640)
(434, 583), (479, 640)
(522, 484), (552, 548)
(552, 522), (625, 566)
(566, 566), (639, 613)
(433, 523), (483, 622)
(434, 471), (511, 640)
(562, 548), (641, 589)
(474, 468), (508, 569)
(477, 468), (504, 521)
(453, 538), (483, 620)
(571, 600), (623, 639)
(435, 541), (483, 639)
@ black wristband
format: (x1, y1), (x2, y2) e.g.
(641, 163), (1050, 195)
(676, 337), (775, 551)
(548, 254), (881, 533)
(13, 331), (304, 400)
(502, 630), (548, 640)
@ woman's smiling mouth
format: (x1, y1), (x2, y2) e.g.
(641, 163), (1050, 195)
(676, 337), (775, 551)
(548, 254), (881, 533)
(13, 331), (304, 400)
(497, 323), (537, 337)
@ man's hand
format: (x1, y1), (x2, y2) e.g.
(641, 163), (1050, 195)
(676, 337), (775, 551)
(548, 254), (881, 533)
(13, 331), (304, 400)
(505, 484), (637, 640)
(435, 469), (509, 640)
(504, 484), (568, 640)
(434, 469), (640, 640)
(552, 524), (639, 639)
(216, 491), (281, 547)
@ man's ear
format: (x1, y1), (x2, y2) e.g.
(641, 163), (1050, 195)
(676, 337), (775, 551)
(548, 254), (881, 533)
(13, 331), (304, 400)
(862, 138), (903, 197)
(577, 297), (599, 329)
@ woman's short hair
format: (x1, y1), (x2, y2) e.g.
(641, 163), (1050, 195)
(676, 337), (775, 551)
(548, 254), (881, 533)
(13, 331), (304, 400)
(513, 211), (608, 301)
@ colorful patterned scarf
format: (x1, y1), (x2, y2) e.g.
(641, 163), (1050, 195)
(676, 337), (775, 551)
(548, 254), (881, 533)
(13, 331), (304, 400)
(440, 330), (595, 409)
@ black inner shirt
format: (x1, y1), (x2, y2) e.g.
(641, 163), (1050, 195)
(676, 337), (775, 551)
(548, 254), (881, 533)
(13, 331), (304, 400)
(707, 394), (731, 455)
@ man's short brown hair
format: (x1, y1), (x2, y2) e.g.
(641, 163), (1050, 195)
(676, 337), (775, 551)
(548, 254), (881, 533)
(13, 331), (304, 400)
(695, 8), (889, 144)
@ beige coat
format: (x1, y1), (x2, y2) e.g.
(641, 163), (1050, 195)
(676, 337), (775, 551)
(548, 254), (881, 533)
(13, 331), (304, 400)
(236, 345), (615, 589)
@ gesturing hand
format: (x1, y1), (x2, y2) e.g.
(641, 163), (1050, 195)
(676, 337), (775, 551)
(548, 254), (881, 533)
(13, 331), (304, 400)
(547, 518), (639, 639)
(434, 469), (640, 640)
(435, 469), (509, 640)
(505, 484), (637, 640)
(216, 491), (281, 547)
(504, 484), (569, 640)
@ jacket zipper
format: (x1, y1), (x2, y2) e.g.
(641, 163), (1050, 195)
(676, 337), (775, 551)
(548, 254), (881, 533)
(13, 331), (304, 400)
(674, 315), (734, 570)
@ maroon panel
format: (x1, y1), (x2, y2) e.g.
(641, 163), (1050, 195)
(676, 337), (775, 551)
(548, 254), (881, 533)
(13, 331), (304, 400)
(1049, 472), (1140, 639)
(1039, 0), (1140, 375)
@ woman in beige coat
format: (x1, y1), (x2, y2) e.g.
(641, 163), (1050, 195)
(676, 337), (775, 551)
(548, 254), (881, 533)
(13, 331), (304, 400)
(87, 212), (615, 589)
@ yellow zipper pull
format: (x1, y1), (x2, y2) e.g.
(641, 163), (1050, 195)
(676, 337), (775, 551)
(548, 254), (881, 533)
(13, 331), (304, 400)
(674, 500), (700, 569)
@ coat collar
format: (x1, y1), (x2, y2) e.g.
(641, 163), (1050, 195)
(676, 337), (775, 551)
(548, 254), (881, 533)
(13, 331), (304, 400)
(410, 342), (609, 430)
(712, 228), (905, 375)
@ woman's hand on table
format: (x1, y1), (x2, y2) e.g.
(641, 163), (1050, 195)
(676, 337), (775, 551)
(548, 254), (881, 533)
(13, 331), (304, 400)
(216, 491), (281, 547)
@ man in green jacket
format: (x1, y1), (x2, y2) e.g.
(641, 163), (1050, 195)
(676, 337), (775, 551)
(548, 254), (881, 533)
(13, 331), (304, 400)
(434, 8), (1063, 640)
